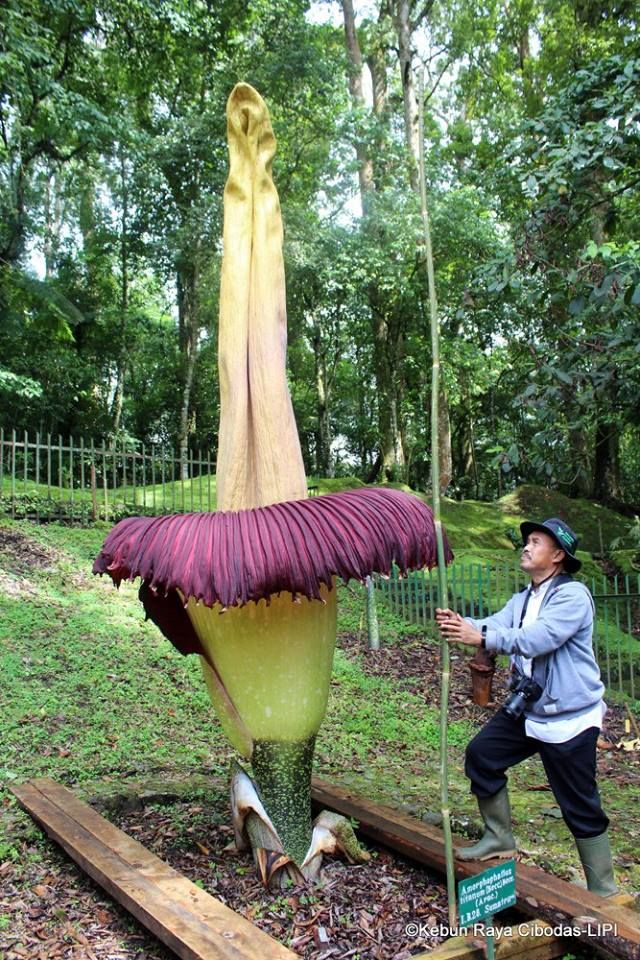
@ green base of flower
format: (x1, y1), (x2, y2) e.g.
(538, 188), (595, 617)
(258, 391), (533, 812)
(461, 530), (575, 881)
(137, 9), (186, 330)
(250, 736), (315, 867)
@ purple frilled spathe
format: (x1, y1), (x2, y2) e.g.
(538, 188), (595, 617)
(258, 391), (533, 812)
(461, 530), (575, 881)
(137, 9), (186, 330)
(93, 486), (452, 657)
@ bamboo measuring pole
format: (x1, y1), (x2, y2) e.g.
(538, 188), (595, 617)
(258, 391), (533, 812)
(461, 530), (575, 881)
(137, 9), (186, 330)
(418, 68), (457, 928)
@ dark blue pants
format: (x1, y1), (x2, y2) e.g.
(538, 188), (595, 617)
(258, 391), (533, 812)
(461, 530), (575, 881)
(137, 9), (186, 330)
(464, 710), (609, 839)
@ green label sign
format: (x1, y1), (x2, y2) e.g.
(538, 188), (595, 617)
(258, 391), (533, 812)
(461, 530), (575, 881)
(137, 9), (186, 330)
(458, 861), (517, 926)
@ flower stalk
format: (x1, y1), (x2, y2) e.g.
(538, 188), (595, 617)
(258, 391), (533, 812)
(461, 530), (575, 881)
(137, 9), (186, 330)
(95, 83), (451, 889)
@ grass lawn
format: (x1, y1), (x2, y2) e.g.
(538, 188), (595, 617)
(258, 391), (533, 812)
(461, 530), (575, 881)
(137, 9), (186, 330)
(1, 506), (639, 957)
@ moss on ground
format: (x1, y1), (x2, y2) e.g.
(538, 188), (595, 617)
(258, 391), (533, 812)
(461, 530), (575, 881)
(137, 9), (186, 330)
(498, 485), (631, 553)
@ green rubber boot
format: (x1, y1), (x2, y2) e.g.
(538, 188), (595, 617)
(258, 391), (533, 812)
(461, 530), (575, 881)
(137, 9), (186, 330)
(575, 832), (617, 898)
(456, 787), (516, 861)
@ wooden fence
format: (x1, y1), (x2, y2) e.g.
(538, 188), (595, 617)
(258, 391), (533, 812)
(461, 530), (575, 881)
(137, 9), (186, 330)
(0, 429), (215, 521)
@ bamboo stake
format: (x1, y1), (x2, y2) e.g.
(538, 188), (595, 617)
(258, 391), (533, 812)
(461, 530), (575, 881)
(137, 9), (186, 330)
(418, 69), (456, 927)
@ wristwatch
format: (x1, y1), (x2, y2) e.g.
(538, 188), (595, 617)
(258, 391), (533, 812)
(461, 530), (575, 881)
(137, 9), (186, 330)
(481, 625), (487, 648)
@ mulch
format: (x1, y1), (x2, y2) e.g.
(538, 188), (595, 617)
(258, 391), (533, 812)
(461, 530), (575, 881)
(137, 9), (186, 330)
(0, 527), (59, 574)
(0, 527), (59, 598)
(0, 847), (175, 960)
(110, 799), (451, 959)
(0, 792), (451, 960)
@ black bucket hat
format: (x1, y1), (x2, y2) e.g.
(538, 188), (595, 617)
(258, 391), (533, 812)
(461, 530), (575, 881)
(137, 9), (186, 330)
(520, 517), (581, 573)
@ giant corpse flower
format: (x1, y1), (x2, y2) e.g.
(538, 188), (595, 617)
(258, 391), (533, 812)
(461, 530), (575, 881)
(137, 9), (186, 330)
(94, 83), (452, 887)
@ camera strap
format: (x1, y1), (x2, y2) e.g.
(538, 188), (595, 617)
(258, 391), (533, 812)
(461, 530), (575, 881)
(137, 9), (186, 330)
(517, 589), (532, 629)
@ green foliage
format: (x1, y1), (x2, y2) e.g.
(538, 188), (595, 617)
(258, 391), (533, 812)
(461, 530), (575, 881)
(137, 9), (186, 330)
(0, 368), (43, 400)
(0, 0), (638, 507)
(610, 518), (640, 572)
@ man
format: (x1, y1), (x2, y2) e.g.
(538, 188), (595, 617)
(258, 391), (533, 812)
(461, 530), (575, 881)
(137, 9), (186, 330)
(436, 517), (616, 897)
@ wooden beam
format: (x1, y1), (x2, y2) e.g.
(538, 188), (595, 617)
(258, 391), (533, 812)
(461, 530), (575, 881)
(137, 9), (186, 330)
(12, 777), (296, 960)
(311, 777), (640, 960)
(411, 921), (569, 959)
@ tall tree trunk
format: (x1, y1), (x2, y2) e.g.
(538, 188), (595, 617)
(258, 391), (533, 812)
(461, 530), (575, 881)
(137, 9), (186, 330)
(177, 262), (199, 481)
(393, 3), (453, 490)
(568, 424), (592, 499)
(437, 385), (452, 495)
(458, 393), (479, 498)
(516, 18), (540, 114)
(111, 149), (130, 435)
(311, 326), (333, 476)
(43, 166), (63, 279)
(341, 0), (375, 211)
(1, 160), (29, 266)
(593, 420), (621, 502)
(341, 0), (406, 481)
(393, 0), (420, 191)
(586, 140), (619, 501)
(372, 303), (406, 479)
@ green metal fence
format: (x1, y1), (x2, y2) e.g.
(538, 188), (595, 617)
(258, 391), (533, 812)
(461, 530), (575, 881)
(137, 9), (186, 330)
(0, 429), (215, 522)
(375, 564), (640, 700)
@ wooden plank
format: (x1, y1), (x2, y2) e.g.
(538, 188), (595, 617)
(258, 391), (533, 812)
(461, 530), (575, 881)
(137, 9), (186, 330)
(611, 893), (639, 911)
(412, 923), (568, 960)
(12, 778), (296, 960)
(311, 778), (640, 960)
(412, 935), (486, 959)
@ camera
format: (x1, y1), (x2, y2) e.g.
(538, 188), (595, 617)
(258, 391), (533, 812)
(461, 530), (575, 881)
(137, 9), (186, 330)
(502, 673), (542, 719)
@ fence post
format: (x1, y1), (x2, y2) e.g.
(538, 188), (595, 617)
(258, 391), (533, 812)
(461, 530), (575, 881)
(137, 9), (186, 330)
(152, 444), (157, 514)
(603, 598), (611, 690)
(187, 448), (192, 512)
(23, 429), (28, 508)
(47, 433), (52, 517)
(625, 574), (635, 700)
(35, 431), (40, 522)
(366, 575), (380, 650)
(90, 439), (98, 522)
(122, 436), (127, 509)
(171, 448), (176, 513)
(80, 436), (86, 523)
(111, 441), (116, 514)
(102, 440), (109, 522)
(11, 429), (16, 519)
(132, 441), (137, 508)
(69, 434), (75, 523)
(161, 446), (167, 513)
(451, 564), (457, 616)
(614, 575), (622, 696)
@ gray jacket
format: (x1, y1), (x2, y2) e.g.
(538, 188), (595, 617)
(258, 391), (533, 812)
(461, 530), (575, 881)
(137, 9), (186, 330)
(465, 576), (604, 723)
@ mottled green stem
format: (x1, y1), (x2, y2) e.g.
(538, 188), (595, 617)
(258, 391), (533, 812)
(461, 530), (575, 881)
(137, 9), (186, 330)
(251, 737), (316, 866)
